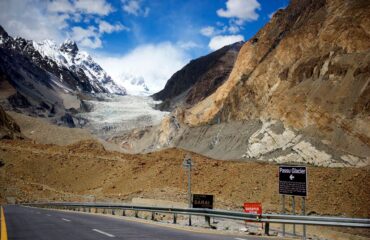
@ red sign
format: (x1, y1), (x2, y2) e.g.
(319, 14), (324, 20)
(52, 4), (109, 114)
(243, 202), (262, 215)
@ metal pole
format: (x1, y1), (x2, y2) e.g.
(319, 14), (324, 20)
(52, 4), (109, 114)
(282, 195), (285, 236)
(302, 197), (306, 240)
(173, 213), (177, 224)
(292, 196), (296, 236)
(188, 163), (192, 226)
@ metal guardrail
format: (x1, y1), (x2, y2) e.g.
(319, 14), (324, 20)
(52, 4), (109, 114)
(23, 202), (370, 229)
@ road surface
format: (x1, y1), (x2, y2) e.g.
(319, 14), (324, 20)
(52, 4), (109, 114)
(4, 205), (272, 240)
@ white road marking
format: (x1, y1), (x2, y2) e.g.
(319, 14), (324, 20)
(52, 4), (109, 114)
(235, 238), (247, 240)
(62, 218), (71, 222)
(36, 212), (41, 214)
(46, 214), (51, 217)
(92, 229), (115, 238)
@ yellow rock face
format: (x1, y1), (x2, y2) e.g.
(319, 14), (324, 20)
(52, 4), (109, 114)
(184, 0), (370, 155)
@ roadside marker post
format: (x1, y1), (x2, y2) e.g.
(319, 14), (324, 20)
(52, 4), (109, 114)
(182, 154), (193, 226)
(279, 165), (307, 239)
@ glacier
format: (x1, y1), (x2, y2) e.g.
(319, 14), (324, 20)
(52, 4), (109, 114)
(77, 94), (168, 138)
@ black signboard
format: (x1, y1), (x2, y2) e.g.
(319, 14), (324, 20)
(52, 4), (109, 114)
(279, 166), (307, 197)
(192, 194), (214, 209)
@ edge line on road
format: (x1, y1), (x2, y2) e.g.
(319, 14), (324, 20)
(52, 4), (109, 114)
(92, 229), (115, 238)
(1, 206), (8, 240)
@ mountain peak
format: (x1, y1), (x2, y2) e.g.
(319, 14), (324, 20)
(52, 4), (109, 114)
(0, 25), (9, 39)
(60, 39), (78, 54)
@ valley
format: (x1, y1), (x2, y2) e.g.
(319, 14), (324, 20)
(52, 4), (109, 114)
(0, 0), (369, 239)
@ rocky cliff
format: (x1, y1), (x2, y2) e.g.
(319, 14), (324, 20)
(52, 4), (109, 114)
(179, 0), (370, 164)
(0, 105), (22, 139)
(153, 42), (243, 110)
(121, 0), (370, 167)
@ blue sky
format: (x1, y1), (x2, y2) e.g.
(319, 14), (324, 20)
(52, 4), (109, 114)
(98, 0), (288, 57)
(0, 0), (288, 92)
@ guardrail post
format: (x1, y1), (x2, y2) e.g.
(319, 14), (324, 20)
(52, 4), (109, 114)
(151, 212), (155, 221)
(264, 222), (270, 236)
(173, 213), (177, 224)
(112, 209), (115, 215)
(135, 210), (138, 218)
(122, 210), (126, 216)
(205, 216), (211, 227)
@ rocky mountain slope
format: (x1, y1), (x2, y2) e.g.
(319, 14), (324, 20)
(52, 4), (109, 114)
(121, 0), (370, 167)
(33, 39), (125, 95)
(0, 25), (125, 123)
(153, 42), (243, 110)
(0, 105), (22, 139)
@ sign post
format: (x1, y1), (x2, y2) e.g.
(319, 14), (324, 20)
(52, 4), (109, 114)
(279, 166), (307, 239)
(183, 154), (193, 226)
(282, 194), (285, 236)
(302, 197), (306, 239)
(193, 194), (214, 226)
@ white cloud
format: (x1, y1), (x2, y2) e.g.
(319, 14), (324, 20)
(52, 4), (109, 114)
(228, 25), (240, 34)
(80, 37), (102, 49)
(95, 42), (190, 93)
(200, 26), (215, 37)
(177, 41), (201, 50)
(217, 0), (261, 22)
(122, 0), (150, 17)
(47, 0), (75, 13)
(0, 0), (67, 42)
(0, 0), (126, 49)
(47, 0), (114, 16)
(208, 35), (244, 51)
(74, 0), (114, 16)
(98, 20), (129, 34)
(69, 23), (127, 49)
(69, 26), (102, 48)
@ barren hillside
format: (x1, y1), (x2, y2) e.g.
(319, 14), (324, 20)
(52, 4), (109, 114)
(1, 139), (369, 220)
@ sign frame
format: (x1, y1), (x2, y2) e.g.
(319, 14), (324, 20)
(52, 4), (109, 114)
(192, 194), (214, 209)
(278, 165), (308, 197)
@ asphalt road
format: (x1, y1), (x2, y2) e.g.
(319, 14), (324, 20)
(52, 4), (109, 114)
(4, 205), (272, 240)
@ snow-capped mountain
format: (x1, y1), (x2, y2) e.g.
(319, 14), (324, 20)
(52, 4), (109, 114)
(118, 73), (150, 96)
(33, 39), (125, 95)
(0, 25), (125, 96)
(0, 25), (127, 124)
